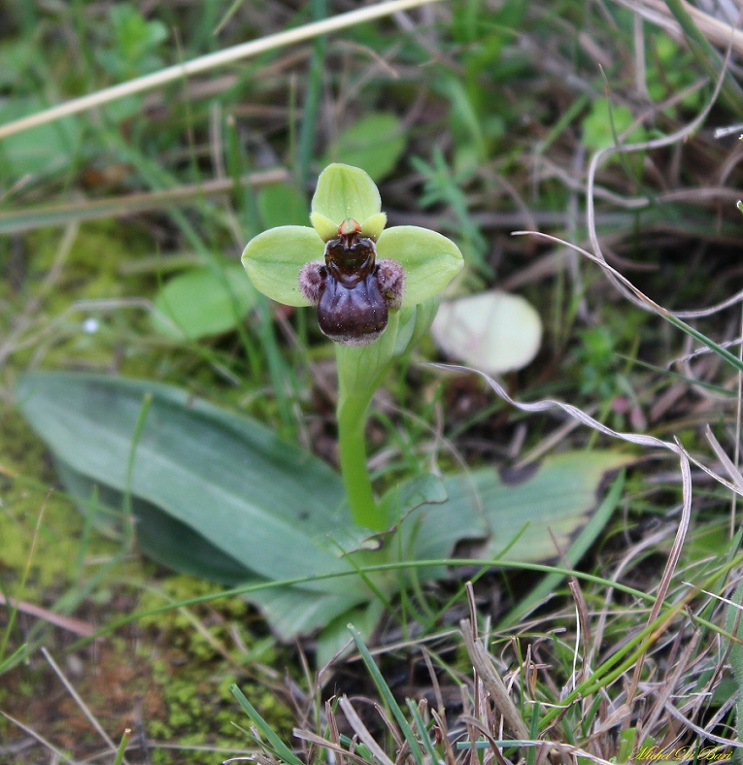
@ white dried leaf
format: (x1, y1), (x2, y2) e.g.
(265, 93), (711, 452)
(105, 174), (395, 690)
(431, 290), (542, 374)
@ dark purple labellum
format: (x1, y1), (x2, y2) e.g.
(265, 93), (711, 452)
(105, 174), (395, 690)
(316, 272), (389, 345)
(298, 219), (404, 346)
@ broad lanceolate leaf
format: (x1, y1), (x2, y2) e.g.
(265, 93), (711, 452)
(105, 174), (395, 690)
(56, 459), (256, 585)
(151, 263), (257, 340)
(311, 163), (381, 225)
(404, 451), (629, 564)
(16, 372), (364, 595)
(322, 113), (407, 184)
(241, 225), (322, 307)
(257, 183), (309, 229)
(380, 473), (447, 528)
(16, 372), (627, 645)
(376, 226), (464, 307)
(246, 586), (369, 643)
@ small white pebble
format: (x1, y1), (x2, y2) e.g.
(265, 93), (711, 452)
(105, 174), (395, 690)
(65, 652), (84, 676)
(82, 317), (99, 334)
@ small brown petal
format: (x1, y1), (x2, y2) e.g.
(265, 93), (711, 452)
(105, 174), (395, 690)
(298, 261), (326, 305)
(375, 259), (405, 311)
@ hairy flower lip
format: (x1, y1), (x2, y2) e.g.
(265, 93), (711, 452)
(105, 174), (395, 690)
(298, 220), (406, 346)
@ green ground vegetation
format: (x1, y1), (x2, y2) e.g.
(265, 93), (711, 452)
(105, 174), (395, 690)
(2, 0), (743, 762)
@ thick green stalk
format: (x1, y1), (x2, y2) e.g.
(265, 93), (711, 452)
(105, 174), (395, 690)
(333, 304), (440, 530)
(334, 312), (402, 530)
(337, 389), (380, 530)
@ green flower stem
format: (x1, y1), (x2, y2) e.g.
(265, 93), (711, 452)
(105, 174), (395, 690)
(337, 389), (380, 530)
(335, 312), (402, 530)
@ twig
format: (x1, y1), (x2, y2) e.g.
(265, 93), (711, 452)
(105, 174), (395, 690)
(0, 594), (95, 637)
(0, 0), (444, 141)
(461, 619), (531, 741)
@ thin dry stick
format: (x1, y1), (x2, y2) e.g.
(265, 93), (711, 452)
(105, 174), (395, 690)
(705, 426), (743, 495)
(0, 594), (94, 637)
(432, 362), (694, 711)
(291, 728), (371, 765)
(0, 168), (287, 234)
(587, 523), (673, 669)
(504, 232), (743, 499)
(430, 708), (458, 765)
(41, 647), (127, 764)
(515, 42), (738, 703)
(568, 579), (591, 690)
(461, 619), (531, 742)
(338, 696), (396, 765)
(637, 628), (703, 741)
(583, 42), (730, 314)
(457, 714), (512, 765)
(0, 0), (444, 141)
(732, 303), (743, 538)
(614, 0), (743, 55)
(0, 710), (77, 765)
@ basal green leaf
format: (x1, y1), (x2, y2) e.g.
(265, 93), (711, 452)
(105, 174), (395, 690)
(406, 451), (629, 564)
(55, 458), (256, 585)
(499, 471), (625, 628)
(311, 163), (381, 225)
(16, 372), (361, 594)
(151, 263), (257, 340)
(258, 184), (309, 229)
(377, 226), (464, 307)
(246, 586), (368, 642)
(241, 225), (322, 306)
(315, 599), (385, 666)
(381, 473), (447, 527)
(444, 451), (629, 562)
(322, 113), (406, 183)
(380, 473), (449, 583)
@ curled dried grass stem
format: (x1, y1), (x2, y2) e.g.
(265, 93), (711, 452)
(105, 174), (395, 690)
(582, 41), (731, 314)
(430, 361), (694, 711)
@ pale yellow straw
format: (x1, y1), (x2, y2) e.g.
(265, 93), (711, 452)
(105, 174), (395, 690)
(0, 0), (443, 141)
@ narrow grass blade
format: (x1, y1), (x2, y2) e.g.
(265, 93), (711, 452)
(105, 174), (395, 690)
(230, 684), (304, 765)
(406, 699), (439, 762)
(499, 470), (626, 628)
(0, 642), (28, 674)
(348, 625), (425, 765)
(663, 0), (743, 118)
